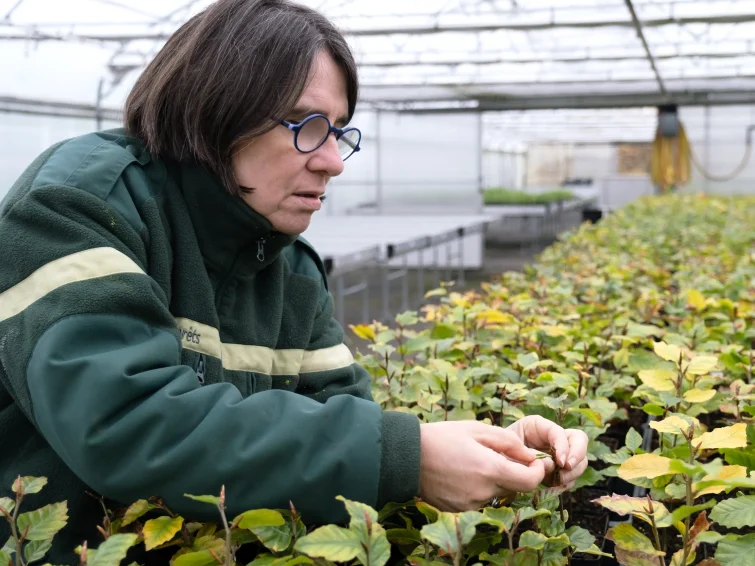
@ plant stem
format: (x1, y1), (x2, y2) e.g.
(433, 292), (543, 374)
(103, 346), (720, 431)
(649, 515), (664, 566)
(443, 375), (450, 421)
(680, 438), (696, 566)
(217, 488), (233, 566)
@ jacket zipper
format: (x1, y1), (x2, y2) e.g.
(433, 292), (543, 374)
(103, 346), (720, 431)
(256, 237), (266, 262)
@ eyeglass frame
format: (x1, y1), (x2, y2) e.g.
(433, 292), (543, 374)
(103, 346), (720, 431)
(279, 113), (362, 161)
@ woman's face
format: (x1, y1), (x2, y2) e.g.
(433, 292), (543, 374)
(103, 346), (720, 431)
(232, 50), (349, 235)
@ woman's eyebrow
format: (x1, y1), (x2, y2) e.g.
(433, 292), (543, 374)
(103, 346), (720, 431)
(290, 105), (349, 127)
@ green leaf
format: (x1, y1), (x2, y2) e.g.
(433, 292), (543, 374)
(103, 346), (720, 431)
(415, 501), (440, 523)
(666, 501), (717, 525)
(142, 516), (184, 551)
(23, 539), (52, 564)
(575, 544), (613, 558)
(252, 524), (293, 553)
(574, 467), (605, 489)
(480, 507), (515, 533)
(120, 499), (158, 527)
(517, 507), (551, 523)
(386, 528), (422, 546)
(420, 511), (482, 554)
(710, 496), (755, 528)
(430, 323), (457, 340)
(183, 494), (221, 506)
(377, 500), (414, 523)
(12, 477), (47, 495)
(723, 446), (755, 471)
(89, 534), (139, 566)
(715, 533), (755, 566)
(643, 404), (665, 416)
(247, 555), (313, 566)
(236, 509), (286, 530)
(626, 428), (643, 453)
(669, 459), (705, 477)
(294, 525), (361, 562)
(518, 531), (548, 550)
(628, 350), (672, 373)
(695, 532), (724, 544)
(0, 498), (14, 515)
(173, 550), (221, 566)
(335, 496), (390, 566)
(566, 526), (595, 551)
(0, 551), (11, 566)
(16, 502), (68, 541)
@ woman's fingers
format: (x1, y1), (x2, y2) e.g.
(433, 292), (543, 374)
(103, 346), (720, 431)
(564, 428), (590, 471)
(510, 415), (570, 468)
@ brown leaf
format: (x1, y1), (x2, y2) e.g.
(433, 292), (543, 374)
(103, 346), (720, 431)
(614, 547), (662, 566)
(689, 511), (710, 545)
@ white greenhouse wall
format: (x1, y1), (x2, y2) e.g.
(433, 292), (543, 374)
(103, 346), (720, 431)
(0, 114), (121, 202)
(679, 105), (755, 195)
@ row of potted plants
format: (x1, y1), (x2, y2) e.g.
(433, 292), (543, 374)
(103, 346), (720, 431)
(2, 193), (754, 566)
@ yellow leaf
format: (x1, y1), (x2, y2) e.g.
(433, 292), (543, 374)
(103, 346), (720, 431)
(618, 454), (673, 481)
(475, 309), (511, 325)
(650, 415), (699, 435)
(685, 355), (718, 376)
(654, 341), (682, 364)
(614, 349), (631, 369)
(544, 325), (568, 337)
(350, 324), (376, 342)
(693, 423), (748, 450)
(143, 516), (184, 551)
(605, 523), (665, 555)
(687, 290), (706, 311)
(638, 369), (677, 391)
(695, 465), (748, 497)
(683, 389), (716, 403)
(591, 494), (670, 525)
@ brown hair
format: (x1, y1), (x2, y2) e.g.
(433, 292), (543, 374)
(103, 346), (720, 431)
(124, 0), (358, 195)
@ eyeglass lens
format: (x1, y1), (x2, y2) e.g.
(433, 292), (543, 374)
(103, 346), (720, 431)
(297, 116), (359, 159)
(337, 130), (360, 159)
(297, 116), (330, 152)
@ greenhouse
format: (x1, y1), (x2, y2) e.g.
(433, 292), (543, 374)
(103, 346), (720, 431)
(1, 0), (755, 565)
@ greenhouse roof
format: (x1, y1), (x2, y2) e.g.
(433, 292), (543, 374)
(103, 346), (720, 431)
(2, 0), (755, 117)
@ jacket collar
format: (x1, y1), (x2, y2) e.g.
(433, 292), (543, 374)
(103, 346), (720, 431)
(177, 160), (298, 277)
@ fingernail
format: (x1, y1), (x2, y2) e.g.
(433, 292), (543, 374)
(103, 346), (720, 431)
(557, 452), (566, 467)
(567, 457), (577, 470)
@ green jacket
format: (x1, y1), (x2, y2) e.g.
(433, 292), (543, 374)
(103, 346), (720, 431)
(0, 129), (420, 563)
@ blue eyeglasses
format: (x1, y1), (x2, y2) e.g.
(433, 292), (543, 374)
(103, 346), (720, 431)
(280, 114), (361, 161)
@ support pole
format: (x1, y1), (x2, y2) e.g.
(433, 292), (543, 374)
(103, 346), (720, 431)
(375, 108), (383, 214)
(624, 0), (667, 96)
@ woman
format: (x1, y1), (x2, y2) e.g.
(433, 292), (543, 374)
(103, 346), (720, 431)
(0, 0), (588, 563)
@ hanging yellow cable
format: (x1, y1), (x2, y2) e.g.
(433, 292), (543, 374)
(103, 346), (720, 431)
(651, 105), (753, 191)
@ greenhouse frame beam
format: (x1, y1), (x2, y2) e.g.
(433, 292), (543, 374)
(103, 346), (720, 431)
(623, 0), (665, 95)
(369, 89), (755, 113)
(3, 12), (755, 42)
(0, 95), (122, 121)
(358, 48), (755, 68)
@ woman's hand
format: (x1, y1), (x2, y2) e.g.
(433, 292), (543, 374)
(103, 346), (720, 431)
(505, 415), (590, 489)
(417, 420), (550, 512)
